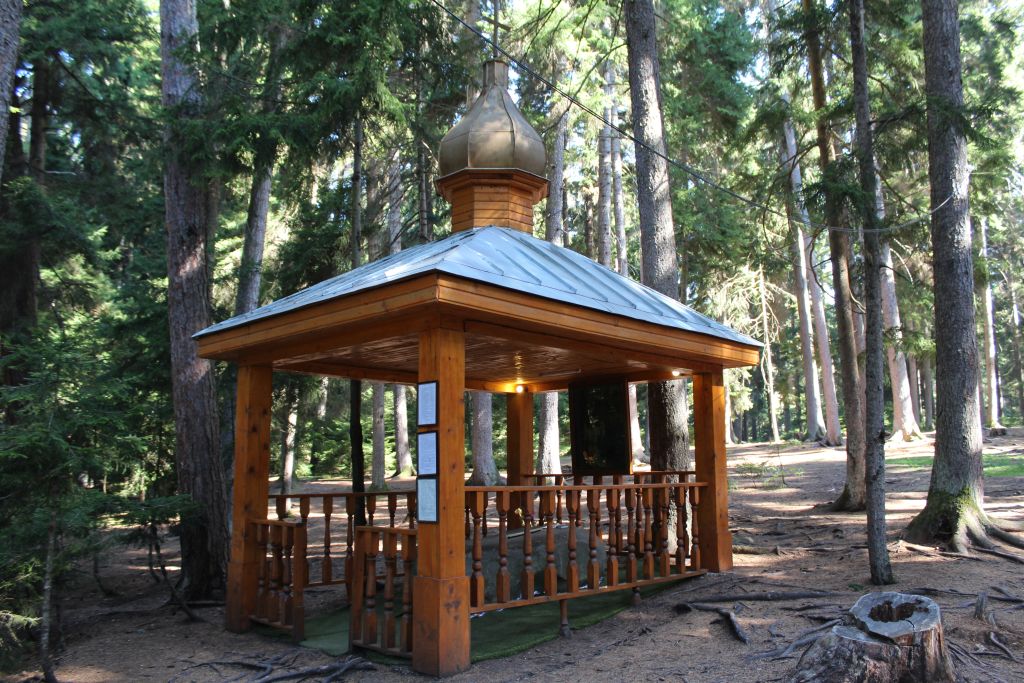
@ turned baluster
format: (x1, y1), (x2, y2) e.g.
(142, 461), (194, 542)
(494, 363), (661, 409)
(280, 526), (293, 625)
(322, 496), (334, 584)
(366, 494), (376, 526)
(587, 487), (601, 590)
(388, 493), (398, 527)
(345, 496), (356, 593)
(642, 487), (655, 580)
(689, 487), (701, 570)
(657, 486), (671, 577)
(363, 531), (379, 645)
(542, 490), (558, 597)
(292, 523), (306, 641)
(407, 492), (417, 527)
(482, 491), (489, 537)
(604, 485), (619, 586)
(383, 532), (397, 649)
(275, 497), (287, 520)
(521, 489), (535, 600)
(400, 533), (414, 654)
(555, 476), (564, 525)
(469, 492), (485, 607)
(565, 489), (579, 593)
(624, 486), (637, 583)
(254, 523), (269, 620)
(674, 486), (687, 572)
(496, 491), (511, 603)
(297, 498), (311, 585)
(269, 524), (284, 623)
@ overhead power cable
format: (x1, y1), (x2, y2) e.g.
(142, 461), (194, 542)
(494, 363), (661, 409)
(426, 0), (952, 235)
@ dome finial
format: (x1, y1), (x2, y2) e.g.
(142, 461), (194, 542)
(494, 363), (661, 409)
(436, 54), (548, 234)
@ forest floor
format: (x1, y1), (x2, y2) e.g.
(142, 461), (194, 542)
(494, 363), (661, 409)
(8, 430), (1024, 683)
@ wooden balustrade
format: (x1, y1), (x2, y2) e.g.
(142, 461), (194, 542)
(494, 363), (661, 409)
(462, 480), (707, 614)
(268, 490), (415, 591)
(250, 519), (307, 642)
(349, 526), (417, 659)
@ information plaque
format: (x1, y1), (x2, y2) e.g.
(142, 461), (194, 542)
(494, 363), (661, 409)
(417, 431), (438, 476)
(417, 477), (438, 523)
(417, 381), (438, 427)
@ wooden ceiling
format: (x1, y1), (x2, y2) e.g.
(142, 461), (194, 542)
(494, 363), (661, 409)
(275, 330), (683, 392)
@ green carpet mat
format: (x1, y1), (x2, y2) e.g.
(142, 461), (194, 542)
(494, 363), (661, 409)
(298, 584), (672, 663)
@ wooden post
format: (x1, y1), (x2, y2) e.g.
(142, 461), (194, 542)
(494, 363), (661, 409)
(506, 389), (533, 529)
(226, 364), (273, 631)
(412, 326), (471, 676)
(693, 369), (732, 572)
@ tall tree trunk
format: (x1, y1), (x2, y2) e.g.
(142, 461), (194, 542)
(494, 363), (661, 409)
(905, 319), (922, 425)
(348, 113), (366, 523)
(611, 68), (627, 277)
(850, 0), (894, 584)
(758, 270), (781, 443)
(764, 0), (828, 445)
(1008, 277), (1024, 422)
(803, 0), (866, 510)
(384, 160), (413, 476)
(906, 0), (986, 551)
(39, 510), (58, 683)
(234, 26), (286, 316)
(467, 392), (499, 485)
(350, 115), (363, 270)
(371, 382), (387, 489)
(596, 61), (613, 268)
(921, 352), (936, 431)
(779, 120), (826, 443)
(310, 376), (329, 472)
(350, 380), (366, 525)
(876, 191), (922, 440)
(625, 0), (689, 473)
(608, 65), (646, 461)
(160, 0), (229, 598)
(0, 0), (21, 186)
(978, 217), (1005, 434)
(279, 382), (298, 509)
(538, 103), (567, 477)
(538, 392), (560, 475)
(808, 240), (843, 445)
(393, 385), (413, 476)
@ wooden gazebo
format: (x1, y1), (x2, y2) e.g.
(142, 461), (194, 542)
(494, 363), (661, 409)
(195, 60), (760, 676)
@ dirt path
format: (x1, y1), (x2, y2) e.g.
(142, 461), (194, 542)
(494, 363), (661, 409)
(8, 433), (1024, 683)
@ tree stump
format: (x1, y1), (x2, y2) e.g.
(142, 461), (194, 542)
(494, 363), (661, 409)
(791, 592), (954, 683)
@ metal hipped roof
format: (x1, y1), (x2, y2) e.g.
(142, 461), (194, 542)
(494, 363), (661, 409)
(194, 226), (761, 348)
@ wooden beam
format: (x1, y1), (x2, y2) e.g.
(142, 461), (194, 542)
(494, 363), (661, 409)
(226, 365), (273, 632)
(195, 276), (439, 360)
(693, 369), (732, 572)
(506, 390), (534, 530)
(439, 277), (761, 368)
(412, 327), (470, 676)
(276, 360), (418, 385)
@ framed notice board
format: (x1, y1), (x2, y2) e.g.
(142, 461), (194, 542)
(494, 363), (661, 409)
(568, 378), (633, 476)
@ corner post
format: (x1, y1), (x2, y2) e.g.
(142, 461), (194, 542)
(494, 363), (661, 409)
(693, 369), (732, 571)
(506, 389), (534, 528)
(226, 364), (273, 631)
(412, 326), (470, 676)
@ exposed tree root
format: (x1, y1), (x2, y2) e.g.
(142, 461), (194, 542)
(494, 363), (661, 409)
(675, 602), (750, 644)
(749, 619), (841, 660)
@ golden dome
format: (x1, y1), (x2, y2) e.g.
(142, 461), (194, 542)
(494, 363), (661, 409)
(438, 61), (547, 180)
